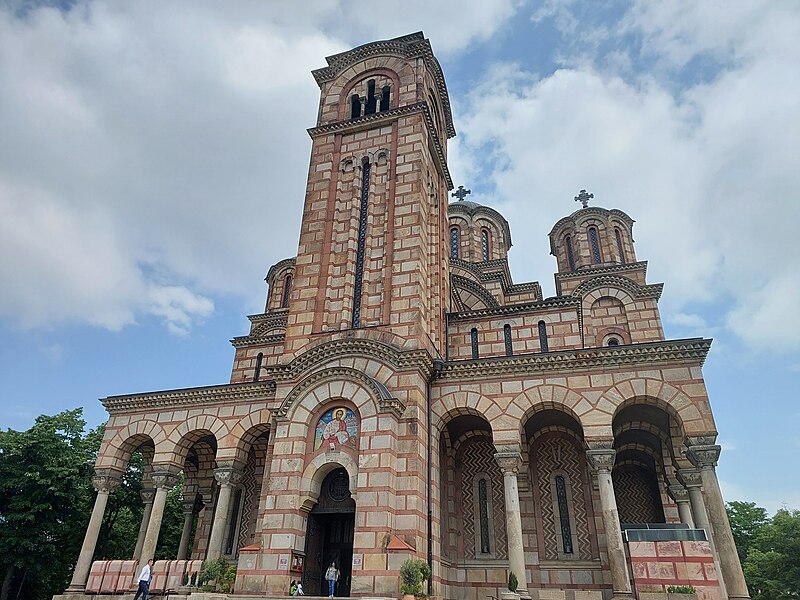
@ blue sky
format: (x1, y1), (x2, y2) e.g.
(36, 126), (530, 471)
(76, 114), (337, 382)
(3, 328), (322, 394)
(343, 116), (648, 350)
(1, 0), (798, 513)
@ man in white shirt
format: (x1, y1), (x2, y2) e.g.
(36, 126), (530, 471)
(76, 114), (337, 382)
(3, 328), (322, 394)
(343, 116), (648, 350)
(133, 559), (154, 600)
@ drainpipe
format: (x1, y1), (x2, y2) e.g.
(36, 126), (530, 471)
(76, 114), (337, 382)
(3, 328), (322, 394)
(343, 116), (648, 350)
(427, 357), (445, 595)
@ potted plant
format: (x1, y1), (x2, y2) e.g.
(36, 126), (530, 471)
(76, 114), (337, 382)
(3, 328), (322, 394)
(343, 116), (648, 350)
(500, 571), (520, 600)
(399, 558), (431, 600)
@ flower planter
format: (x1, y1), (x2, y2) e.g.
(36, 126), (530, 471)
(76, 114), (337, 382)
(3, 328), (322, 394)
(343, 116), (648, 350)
(639, 593), (697, 600)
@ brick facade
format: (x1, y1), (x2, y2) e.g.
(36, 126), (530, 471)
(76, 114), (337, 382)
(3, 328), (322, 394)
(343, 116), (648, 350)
(62, 32), (750, 600)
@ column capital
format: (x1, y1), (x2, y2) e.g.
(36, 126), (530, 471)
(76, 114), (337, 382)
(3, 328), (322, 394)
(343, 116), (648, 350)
(140, 488), (156, 503)
(586, 448), (616, 474)
(686, 444), (721, 470)
(667, 484), (690, 503)
(182, 500), (196, 514)
(493, 451), (523, 474)
(151, 470), (179, 489)
(214, 466), (244, 486)
(677, 468), (703, 488)
(92, 474), (121, 494)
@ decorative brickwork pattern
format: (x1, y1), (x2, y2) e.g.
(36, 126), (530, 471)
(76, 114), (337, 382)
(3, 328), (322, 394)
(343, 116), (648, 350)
(458, 436), (507, 559)
(532, 434), (593, 560)
(613, 464), (665, 524)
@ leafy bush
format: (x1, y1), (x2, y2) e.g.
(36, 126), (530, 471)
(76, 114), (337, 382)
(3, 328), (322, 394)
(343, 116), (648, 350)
(667, 585), (696, 594)
(508, 571), (518, 593)
(399, 558), (431, 597)
(199, 557), (237, 592)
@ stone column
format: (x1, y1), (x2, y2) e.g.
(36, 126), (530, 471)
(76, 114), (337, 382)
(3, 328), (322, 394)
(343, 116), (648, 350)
(67, 472), (121, 591)
(687, 444), (750, 599)
(586, 447), (633, 600)
(206, 467), (243, 560)
(133, 489), (155, 561)
(139, 470), (178, 567)
(678, 469), (710, 533)
(667, 484), (695, 528)
(494, 451), (529, 600)
(177, 501), (196, 560)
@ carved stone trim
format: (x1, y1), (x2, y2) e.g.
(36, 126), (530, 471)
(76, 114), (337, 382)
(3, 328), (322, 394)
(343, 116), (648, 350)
(494, 451), (523, 475)
(102, 381), (276, 413)
(231, 333), (285, 348)
(92, 474), (121, 494)
(151, 470), (179, 490)
(667, 484), (690, 503)
(276, 366), (405, 420)
(214, 467), (244, 487)
(686, 444), (721, 470)
(586, 449), (616, 474)
(676, 468), (703, 489)
(437, 338), (711, 379)
(140, 489), (156, 504)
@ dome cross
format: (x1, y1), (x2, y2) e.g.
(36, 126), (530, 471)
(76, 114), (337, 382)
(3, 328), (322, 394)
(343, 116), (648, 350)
(451, 185), (471, 201)
(574, 189), (593, 208)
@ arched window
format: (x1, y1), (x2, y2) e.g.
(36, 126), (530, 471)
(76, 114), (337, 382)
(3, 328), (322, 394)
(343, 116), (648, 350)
(538, 320), (549, 353)
(555, 474), (574, 554)
(606, 336), (620, 346)
(364, 80), (377, 115)
(588, 227), (602, 264)
(450, 227), (460, 259)
(253, 352), (263, 382)
(281, 274), (292, 308)
(471, 328), (479, 359)
(503, 324), (513, 356)
(350, 94), (362, 119)
(481, 228), (490, 261)
(615, 227), (626, 264)
(565, 236), (576, 271)
(352, 161), (371, 328)
(380, 85), (390, 111)
(478, 477), (491, 554)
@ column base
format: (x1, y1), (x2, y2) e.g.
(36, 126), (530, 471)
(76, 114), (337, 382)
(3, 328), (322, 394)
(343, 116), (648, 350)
(64, 585), (86, 593)
(610, 594), (634, 600)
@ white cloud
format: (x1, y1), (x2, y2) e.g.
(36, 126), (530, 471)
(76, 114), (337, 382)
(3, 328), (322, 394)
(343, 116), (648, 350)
(452, 1), (800, 352)
(0, 0), (526, 335)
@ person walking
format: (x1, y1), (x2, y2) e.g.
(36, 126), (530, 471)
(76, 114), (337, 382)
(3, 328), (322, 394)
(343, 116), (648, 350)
(324, 561), (339, 598)
(133, 559), (153, 600)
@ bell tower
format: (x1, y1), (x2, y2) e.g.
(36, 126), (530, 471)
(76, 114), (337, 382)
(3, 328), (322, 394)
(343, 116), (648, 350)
(283, 32), (455, 358)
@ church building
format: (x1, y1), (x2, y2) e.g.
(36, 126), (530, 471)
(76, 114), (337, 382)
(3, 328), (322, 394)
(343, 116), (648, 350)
(60, 33), (749, 600)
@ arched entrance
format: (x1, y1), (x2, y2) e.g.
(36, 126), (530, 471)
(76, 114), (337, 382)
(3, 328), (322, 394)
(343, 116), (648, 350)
(302, 468), (355, 596)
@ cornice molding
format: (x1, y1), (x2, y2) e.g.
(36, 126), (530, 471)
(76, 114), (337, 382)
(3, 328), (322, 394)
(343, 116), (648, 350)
(265, 257), (296, 284)
(102, 382), (276, 414)
(311, 32), (455, 138)
(276, 366), (405, 420)
(307, 103), (453, 189)
(231, 333), (285, 349)
(549, 207), (635, 238)
(263, 337), (434, 382)
(571, 275), (663, 300)
(450, 257), (542, 300)
(436, 338), (711, 380)
(555, 261), (648, 281)
(448, 203), (513, 248)
(451, 274), (499, 309)
(447, 296), (580, 321)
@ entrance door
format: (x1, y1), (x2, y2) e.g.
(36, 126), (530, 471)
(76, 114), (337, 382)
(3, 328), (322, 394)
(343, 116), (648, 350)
(302, 468), (355, 596)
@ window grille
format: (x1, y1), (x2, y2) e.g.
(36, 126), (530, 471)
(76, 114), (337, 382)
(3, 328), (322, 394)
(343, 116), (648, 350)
(565, 236), (576, 271)
(471, 328), (479, 359)
(555, 475), (573, 554)
(450, 227), (460, 259)
(352, 161), (371, 327)
(504, 324), (513, 356)
(481, 229), (490, 261)
(589, 227), (602, 264)
(538, 320), (549, 353)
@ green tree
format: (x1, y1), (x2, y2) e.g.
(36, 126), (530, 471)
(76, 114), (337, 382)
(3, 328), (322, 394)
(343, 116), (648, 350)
(0, 410), (99, 600)
(744, 509), (800, 599)
(727, 501), (769, 563)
